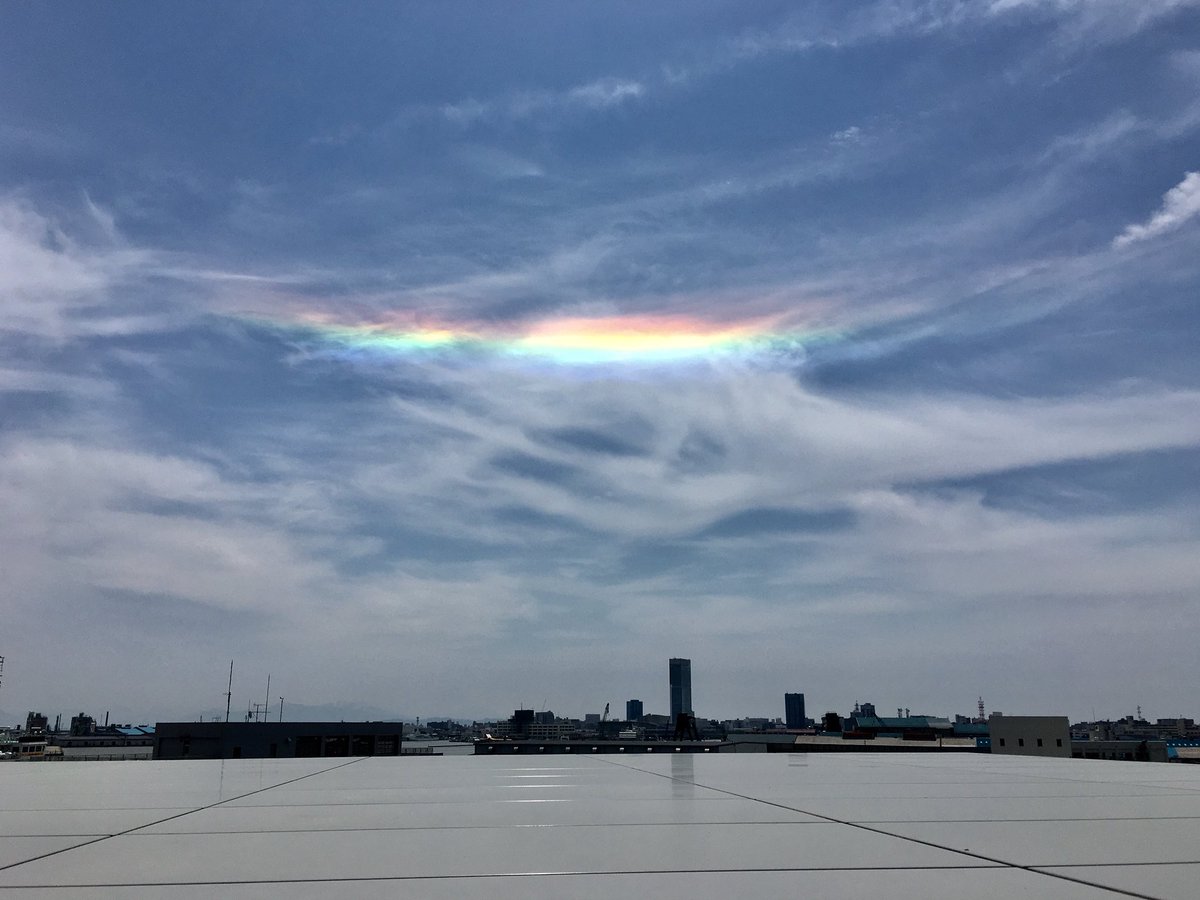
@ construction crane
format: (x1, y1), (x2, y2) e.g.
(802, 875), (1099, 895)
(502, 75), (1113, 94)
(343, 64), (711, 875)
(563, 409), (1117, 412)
(600, 702), (609, 723)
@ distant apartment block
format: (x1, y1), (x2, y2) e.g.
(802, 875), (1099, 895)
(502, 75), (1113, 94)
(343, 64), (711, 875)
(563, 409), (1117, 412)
(669, 658), (692, 722)
(785, 693), (806, 729)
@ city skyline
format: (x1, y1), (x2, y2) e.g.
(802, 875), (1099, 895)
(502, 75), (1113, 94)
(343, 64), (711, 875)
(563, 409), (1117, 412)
(4, 675), (1190, 731)
(2, 2), (1199, 721)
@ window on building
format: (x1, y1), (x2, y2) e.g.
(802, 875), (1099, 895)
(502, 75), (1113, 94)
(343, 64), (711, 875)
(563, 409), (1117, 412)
(1037, 738), (1043, 747)
(1018, 738), (1024, 747)
(998, 738), (1005, 746)
(324, 735), (350, 757)
(295, 735), (321, 757)
(1056, 738), (1063, 747)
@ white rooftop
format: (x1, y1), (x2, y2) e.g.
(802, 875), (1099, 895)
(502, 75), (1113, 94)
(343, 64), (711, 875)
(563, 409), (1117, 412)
(2, 752), (1199, 898)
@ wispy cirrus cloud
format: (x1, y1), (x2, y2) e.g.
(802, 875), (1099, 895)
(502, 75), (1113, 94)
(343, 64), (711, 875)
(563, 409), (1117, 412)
(441, 76), (645, 126)
(989, 0), (1200, 28)
(662, 0), (1198, 88)
(318, 0), (1197, 158)
(0, 196), (313, 342)
(0, 198), (154, 341)
(1114, 171), (1200, 247)
(4, 1), (1200, 721)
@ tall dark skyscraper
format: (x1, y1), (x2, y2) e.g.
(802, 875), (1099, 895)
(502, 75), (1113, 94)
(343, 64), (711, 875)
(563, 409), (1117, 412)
(626, 699), (643, 721)
(785, 692), (806, 729)
(669, 658), (692, 721)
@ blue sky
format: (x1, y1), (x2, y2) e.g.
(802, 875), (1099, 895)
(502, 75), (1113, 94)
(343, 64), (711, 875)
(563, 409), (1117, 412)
(2, 1), (1199, 724)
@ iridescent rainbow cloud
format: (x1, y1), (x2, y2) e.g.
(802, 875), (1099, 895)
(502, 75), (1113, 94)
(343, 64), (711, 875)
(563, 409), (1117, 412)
(254, 310), (837, 366)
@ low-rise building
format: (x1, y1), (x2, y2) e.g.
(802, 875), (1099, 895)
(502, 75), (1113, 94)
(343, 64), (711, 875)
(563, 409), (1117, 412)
(1072, 740), (1168, 763)
(988, 715), (1071, 757)
(843, 715), (954, 740)
(154, 722), (402, 760)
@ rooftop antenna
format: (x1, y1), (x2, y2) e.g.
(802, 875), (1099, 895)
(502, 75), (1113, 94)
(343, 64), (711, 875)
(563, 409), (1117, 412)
(0, 655), (5, 701)
(978, 696), (985, 721)
(1136, 704), (1142, 720)
(264, 673), (271, 724)
(225, 660), (234, 723)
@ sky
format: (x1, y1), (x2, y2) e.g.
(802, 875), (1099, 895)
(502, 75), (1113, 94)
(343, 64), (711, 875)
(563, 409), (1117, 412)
(2, 1), (1199, 726)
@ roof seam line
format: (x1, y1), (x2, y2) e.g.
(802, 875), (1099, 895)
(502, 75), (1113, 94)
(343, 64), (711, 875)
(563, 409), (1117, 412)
(0, 756), (369, 874)
(585, 756), (1166, 900)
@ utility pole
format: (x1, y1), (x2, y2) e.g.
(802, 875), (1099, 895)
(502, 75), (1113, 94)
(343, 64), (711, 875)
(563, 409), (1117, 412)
(279, 697), (284, 723)
(264, 674), (271, 725)
(225, 660), (234, 723)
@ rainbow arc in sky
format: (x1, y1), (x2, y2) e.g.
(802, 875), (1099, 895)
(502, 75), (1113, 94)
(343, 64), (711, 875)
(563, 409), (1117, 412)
(251, 310), (837, 366)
